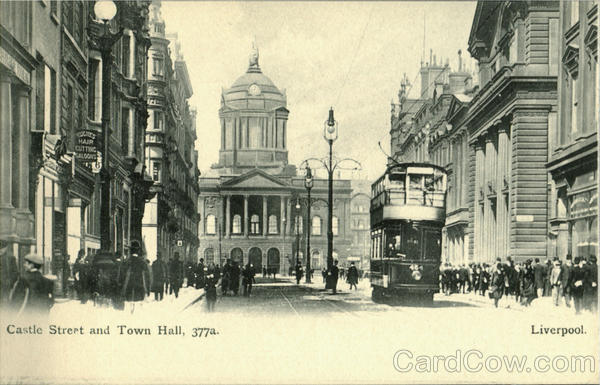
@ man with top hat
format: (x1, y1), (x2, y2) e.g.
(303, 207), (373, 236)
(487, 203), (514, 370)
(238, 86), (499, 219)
(8, 253), (54, 315)
(560, 254), (573, 307)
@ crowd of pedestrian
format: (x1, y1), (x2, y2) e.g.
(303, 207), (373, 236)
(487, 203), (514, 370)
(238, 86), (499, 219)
(440, 255), (598, 314)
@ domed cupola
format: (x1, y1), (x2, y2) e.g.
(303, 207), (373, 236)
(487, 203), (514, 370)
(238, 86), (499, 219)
(221, 45), (287, 111)
(215, 45), (292, 176)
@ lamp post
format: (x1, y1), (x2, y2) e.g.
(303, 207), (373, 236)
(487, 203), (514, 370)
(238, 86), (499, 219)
(93, 0), (122, 253)
(295, 201), (301, 265)
(323, 108), (338, 276)
(304, 166), (313, 283)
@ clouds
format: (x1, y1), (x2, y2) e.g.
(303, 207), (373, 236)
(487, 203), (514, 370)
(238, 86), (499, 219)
(161, 1), (476, 179)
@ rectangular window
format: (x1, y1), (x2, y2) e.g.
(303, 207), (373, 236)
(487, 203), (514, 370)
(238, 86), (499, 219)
(153, 111), (163, 130)
(122, 34), (131, 78)
(152, 58), (164, 77)
(66, 85), (74, 148)
(121, 107), (130, 154)
(571, 75), (579, 136)
(152, 161), (161, 182)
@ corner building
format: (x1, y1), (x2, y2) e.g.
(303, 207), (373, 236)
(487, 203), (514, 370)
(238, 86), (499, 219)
(466, 1), (559, 263)
(198, 51), (353, 273)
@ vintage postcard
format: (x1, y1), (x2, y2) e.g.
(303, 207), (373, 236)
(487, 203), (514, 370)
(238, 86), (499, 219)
(0, 0), (598, 384)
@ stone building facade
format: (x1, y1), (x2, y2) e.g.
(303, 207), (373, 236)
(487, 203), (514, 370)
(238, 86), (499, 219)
(547, 0), (597, 260)
(391, 1), (570, 265)
(143, 0), (200, 263)
(1, 1), (153, 287)
(466, 1), (559, 263)
(198, 50), (353, 273)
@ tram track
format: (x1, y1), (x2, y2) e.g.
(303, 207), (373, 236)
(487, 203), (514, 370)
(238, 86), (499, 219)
(279, 289), (300, 316)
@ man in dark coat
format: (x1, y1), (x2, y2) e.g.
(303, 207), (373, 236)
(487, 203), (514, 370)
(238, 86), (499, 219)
(151, 253), (167, 301)
(570, 257), (586, 314)
(221, 260), (231, 296)
(490, 263), (505, 308)
(195, 258), (205, 289)
(295, 263), (303, 285)
(533, 258), (546, 298)
(347, 262), (359, 290)
(458, 264), (470, 294)
(560, 255), (573, 307)
(9, 254), (54, 316)
(204, 266), (218, 312)
(229, 261), (241, 295)
(329, 260), (340, 294)
(121, 244), (149, 312)
(242, 263), (256, 296)
(583, 255), (597, 313)
(520, 260), (536, 306)
(168, 252), (184, 298)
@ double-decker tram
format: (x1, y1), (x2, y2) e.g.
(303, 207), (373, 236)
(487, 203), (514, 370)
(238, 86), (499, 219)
(369, 163), (447, 304)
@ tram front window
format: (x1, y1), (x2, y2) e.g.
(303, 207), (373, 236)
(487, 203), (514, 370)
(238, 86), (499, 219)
(385, 229), (403, 259)
(424, 230), (441, 261)
(403, 224), (421, 260)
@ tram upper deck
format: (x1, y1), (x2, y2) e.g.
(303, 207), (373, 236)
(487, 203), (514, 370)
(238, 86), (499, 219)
(371, 163), (447, 224)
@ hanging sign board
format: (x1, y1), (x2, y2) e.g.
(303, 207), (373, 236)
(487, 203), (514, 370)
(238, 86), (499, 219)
(75, 129), (98, 164)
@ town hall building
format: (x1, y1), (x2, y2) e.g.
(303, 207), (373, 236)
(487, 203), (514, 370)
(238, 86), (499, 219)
(197, 48), (354, 274)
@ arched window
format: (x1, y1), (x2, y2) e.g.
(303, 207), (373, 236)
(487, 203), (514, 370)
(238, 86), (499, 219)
(312, 216), (322, 236)
(250, 214), (260, 235)
(206, 214), (216, 235)
(295, 215), (303, 235)
(332, 216), (339, 236)
(232, 214), (241, 234)
(358, 219), (365, 229)
(268, 214), (278, 234)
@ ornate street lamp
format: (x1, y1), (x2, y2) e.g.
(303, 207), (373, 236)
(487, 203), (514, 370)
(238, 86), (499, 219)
(304, 166), (313, 283)
(93, 0), (123, 253)
(295, 201), (301, 266)
(323, 108), (338, 276)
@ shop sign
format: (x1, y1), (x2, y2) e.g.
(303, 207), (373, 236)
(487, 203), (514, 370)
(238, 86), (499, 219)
(75, 129), (98, 164)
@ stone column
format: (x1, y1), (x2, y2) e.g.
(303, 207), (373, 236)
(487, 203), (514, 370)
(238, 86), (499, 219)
(262, 196), (268, 236)
(15, 87), (31, 210)
(279, 195), (285, 236)
(497, 125), (508, 259)
(243, 194), (249, 237)
(285, 197), (291, 235)
(474, 140), (484, 263)
(0, 75), (13, 209)
(199, 197), (205, 237)
(485, 135), (494, 263)
(15, 85), (32, 241)
(225, 194), (230, 238)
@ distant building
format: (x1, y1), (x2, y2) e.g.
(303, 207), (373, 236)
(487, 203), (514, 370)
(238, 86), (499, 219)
(349, 180), (371, 270)
(547, 1), (597, 260)
(143, 0), (200, 263)
(390, 51), (476, 265)
(198, 48), (354, 273)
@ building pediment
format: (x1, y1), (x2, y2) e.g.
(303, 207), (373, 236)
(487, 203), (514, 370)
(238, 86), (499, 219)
(220, 169), (289, 189)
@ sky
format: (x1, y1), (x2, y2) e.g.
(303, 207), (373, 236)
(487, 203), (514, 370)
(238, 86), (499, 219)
(161, 1), (477, 180)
